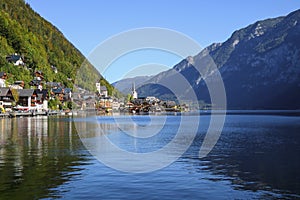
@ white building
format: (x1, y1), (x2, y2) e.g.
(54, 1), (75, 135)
(0, 72), (7, 87)
(96, 82), (108, 97)
(6, 54), (25, 66)
(96, 82), (101, 93)
(132, 82), (138, 99)
(146, 96), (159, 103)
(0, 79), (6, 88)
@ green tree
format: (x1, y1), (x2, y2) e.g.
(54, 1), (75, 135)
(0, 0), (118, 94)
(11, 88), (19, 104)
(48, 97), (61, 110)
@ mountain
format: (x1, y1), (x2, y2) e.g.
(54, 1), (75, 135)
(0, 0), (113, 93)
(112, 75), (153, 94)
(137, 9), (300, 109)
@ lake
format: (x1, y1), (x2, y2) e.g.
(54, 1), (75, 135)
(0, 112), (299, 199)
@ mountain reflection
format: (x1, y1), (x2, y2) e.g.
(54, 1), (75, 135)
(0, 117), (90, 199)
(184, 115), (300, 199)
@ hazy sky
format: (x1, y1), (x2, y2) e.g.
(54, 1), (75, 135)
(25, 0), (300, 82)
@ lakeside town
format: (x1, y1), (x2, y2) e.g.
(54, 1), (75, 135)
(0, 53), (190, 118)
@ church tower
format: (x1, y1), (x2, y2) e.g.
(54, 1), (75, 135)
(132, 82), (138, 99)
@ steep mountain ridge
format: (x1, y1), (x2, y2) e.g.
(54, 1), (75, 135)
(137, 9), (300, 109)
(112, 75), (153, 95)
(0, 0), (112, 92)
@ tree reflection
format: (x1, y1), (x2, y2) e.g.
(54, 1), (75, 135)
(0, 117), (90, 199)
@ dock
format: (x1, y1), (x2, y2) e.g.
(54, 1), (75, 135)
(0, 111), (60, 118)
(0, 113), (10, 118)
(0, 110), (77, 118)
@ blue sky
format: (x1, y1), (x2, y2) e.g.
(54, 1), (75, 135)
(25, 0), (300, 82)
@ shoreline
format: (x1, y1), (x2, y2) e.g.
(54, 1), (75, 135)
(0, 110), (63, 118)
(1, 109), (300, 119)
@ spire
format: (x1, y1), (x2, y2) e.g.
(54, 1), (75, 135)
(132, 82), (138, 99)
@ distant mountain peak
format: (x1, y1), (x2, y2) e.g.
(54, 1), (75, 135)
(186, 56), (194, 64)
(137, 9), (300, 109)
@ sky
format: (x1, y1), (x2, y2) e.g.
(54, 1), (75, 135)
(25, 0), (300, 83)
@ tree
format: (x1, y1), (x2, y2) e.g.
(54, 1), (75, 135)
(48, 96), (61, 110)
(126, 94), (133, 102)
(11, 88), (19, 104)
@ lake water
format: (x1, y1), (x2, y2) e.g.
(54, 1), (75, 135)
(0, 113), (299, 199)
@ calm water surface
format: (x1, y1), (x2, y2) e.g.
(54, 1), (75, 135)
(0, 113), (299, 199)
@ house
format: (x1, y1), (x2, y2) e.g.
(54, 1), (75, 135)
(51, 65), (58, 73)
(63, 88), (72, 101)
(72, 92), (81, 101)
(35, 70), (44, 80)
(6, 54), (25, 66)
(17, 89), (37, 109)
(50, 87), (71, 102)
(96, 82), (108, 98)
(164, 101), (176, 108)
(0, 72), (7, 79)
(100, 86), (108, 97)
(0, 72), (7, 87)
(86, 99), (97, 110)
(46, 82), (62, 89)
(99, 97), (112, 108)
(146, 96), (159, 104)
(0, 88), (14, 111)
(51, 88), (64, 101)
(35, 89), (48, 111)
(29, 71), (44, 89)
(72, 92), (83, 110)
(35, 89), (48, 104)
(10, 81), (24, 89)
(132, 97), (147, 105)
(112, 100), (121, 111)
(29, 78), (42, 87)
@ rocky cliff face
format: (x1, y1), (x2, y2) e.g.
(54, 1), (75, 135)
(137, 9), (300, 109)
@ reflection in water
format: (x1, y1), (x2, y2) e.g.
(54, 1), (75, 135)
(184, 115), (300, 199)
(0, 114), (299, 199)
(73, 114), (300, 199)
(0, 117), (89, 199)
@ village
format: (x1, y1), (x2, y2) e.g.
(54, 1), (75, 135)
(0, 53), (189, 117)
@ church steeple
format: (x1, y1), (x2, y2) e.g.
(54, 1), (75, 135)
(132, 82), (138, 99)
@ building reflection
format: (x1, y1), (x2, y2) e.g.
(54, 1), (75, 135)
(0, 117), (89, 199)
